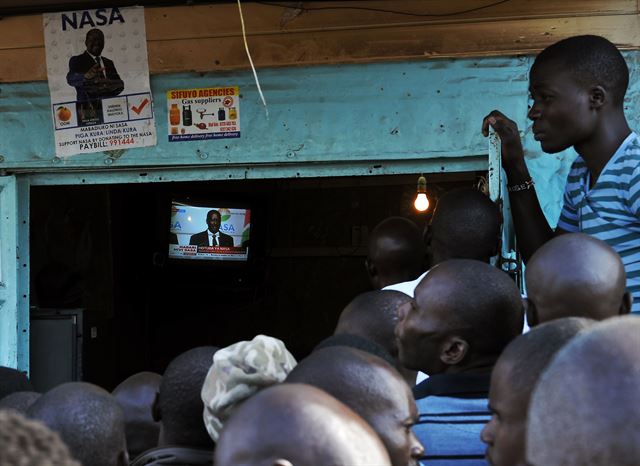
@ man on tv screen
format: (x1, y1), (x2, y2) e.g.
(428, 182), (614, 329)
(189, 209), (234, 249)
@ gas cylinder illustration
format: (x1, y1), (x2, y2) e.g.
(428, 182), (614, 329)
(182, 105), (192, 126)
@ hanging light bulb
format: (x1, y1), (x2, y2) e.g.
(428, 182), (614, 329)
(414, 175), (430, 212)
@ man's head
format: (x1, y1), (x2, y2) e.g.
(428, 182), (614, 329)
(85, 28), (105, 57)
(396, 259), (523, 375)
(525, 233), (631, 326)
(215, 383), (391, 466)
(154, 346), (217, 448)
(527, 315), (640, 466)
(335, 290), (411, 358)
(27, 382), (127, 466)
(112, 371), (162, 459)
(426, 188), (502, 266)
(0, 391), (41, 413)
(286, 346), (423, 466)
(529, 35), (628, 154)
(366, 217), (426, 289)
(481, 317), (595, 466)
(0, 366), (33, 400)
(206, 210), (221, 234)
(0, 409), (80, 466)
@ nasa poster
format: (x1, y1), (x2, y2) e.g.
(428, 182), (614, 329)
(43, 6), (156, 157)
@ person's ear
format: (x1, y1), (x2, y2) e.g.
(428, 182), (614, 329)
(151, 390), (161, 422)
(619, 291), (633, 315)
(524, 297), (539, 327)
(589, 85), (606, 109)
(439, 336), (469, 365)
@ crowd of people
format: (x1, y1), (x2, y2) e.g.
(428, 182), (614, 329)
(2, 34), (640, 466)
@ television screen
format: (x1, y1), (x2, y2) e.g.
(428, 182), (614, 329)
(168, 201), (251, 262)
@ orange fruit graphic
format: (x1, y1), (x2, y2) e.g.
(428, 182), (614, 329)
(57, 106), (72, 122)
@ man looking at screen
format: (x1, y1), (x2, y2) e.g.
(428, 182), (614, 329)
(190, 209), (234, 249)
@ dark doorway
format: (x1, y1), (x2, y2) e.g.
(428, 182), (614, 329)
(30, 172), (482, 389)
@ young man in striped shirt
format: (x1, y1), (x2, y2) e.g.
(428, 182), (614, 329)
(482, 35), (640, 313)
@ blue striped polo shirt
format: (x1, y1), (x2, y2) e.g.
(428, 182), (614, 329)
(557, 132), (640, 313)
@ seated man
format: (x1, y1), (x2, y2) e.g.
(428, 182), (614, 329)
(525, 233), (632, 325)
(395, 259), (523, 465)
(0, 409), (80, 466)
(215, 383), (392, 466)
(112, 371), (162, 460)
(133, 346), (218, 466)
(480, 317), (594, 466)
(316, 289), (415, 384)
(385, 188), (502, 297)
(286, 346), (424, 466)
(527, 316), (640, 466)
(28, 382), (127, 466)
(366, 216), (426, 289)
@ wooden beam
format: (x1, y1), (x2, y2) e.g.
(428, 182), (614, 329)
(0, 0), (639, 82)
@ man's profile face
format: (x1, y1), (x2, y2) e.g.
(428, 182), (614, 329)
(85, 29), (105, 56)
(207, 211), (221, 234)
(481, 359), (526, 466)
(395, 286), (448, 375)
(369, 384), (423, 466)
(527, 62), (595, 154)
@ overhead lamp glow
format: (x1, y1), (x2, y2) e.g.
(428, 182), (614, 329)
(414, 176), (430, 212)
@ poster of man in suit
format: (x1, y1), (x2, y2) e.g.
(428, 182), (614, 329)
(66, 28), (124, 126)
(43, 7), (156, 157)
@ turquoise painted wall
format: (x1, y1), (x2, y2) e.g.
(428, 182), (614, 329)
(4, 53), (639, 221)
(2, 53), (640, 369)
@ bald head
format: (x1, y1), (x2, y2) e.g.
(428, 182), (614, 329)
(157, 346), (217, 448)
(427, 188), (501, 265)
(526, 233), (631, 325)
(286, 346), (423, 466)
(0, 391), (41, 413)
(396, 259), (523, 374)
(27, 382), (127, 466)
(335, 290), (410, 357)
(367, 217), (426, 289)
(215, 383), (391, 466)
(481, 317), (595, 466)
(112, 371), (162, 458)
(527, 316), (640, 466)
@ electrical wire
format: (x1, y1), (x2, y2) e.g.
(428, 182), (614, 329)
(254, 0), (513, 18)
(237, 0), (269, 118)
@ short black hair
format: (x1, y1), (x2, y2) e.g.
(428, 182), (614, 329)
(159, 346), (218, 448)
(206, 210), (221, 222)
(335, 290), (410, 356)
(495, 317), (594, 402)
(27, 382), (125, 466)
(419, 259), (524, 356)
(533, 35), (629, 105)
(429, 188), (501, 262)
(0, 366), (33, 400)
(86, 28), (104, 39)
(285, 346), (410, 446)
